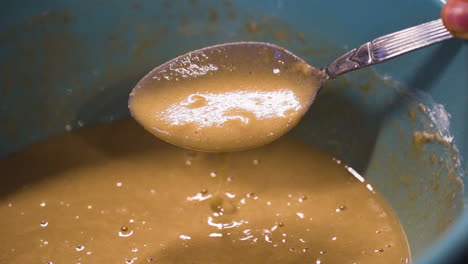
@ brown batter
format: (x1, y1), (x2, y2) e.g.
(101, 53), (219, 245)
(0, 120), (410, 263)
(129, 42), (326, 152)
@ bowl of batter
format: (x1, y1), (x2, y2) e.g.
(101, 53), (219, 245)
(0, 0), (466, 263)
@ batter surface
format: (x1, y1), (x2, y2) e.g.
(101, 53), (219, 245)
(129, 42), (325, 152)
(0, 120), (410, 263)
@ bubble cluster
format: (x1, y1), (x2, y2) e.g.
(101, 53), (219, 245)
(336, 205), (347, 212)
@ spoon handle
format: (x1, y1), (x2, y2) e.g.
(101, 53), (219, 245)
(324, 19), (453, 79)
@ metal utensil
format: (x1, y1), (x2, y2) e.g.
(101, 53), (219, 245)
(324, 19), (453, 80)
(129, 19), (453, 152)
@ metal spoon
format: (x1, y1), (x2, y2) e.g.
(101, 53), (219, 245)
(129, 19), (452, 152)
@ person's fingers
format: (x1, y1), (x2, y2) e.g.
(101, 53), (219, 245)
(441, 0), (468, 39)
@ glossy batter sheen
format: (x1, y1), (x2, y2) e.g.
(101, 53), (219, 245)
(0, 120), (410, 264)
(129, 42), (326, 152)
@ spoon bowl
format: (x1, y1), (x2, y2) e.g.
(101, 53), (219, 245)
(129, 42), (325, 152)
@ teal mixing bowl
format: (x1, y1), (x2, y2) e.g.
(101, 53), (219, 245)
(1, 0), (466, 263)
